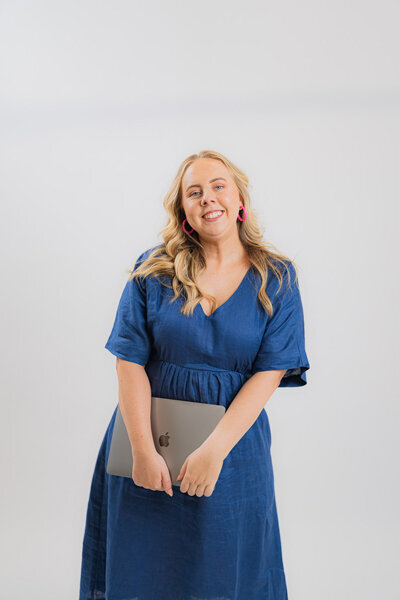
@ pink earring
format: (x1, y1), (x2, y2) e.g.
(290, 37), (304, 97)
(182, 218), (194, 234)
(237, 205), (247, 221)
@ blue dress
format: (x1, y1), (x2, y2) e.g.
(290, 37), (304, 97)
(79, 244), (310, 600)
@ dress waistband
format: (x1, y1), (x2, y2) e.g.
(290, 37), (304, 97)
(149, 358), (249, 378)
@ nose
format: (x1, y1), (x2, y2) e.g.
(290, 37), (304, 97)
(200, 191), (216, 204)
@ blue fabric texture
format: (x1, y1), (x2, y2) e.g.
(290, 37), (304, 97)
(79, 245), (310, 600)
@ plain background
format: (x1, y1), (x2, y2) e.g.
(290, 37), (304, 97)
(1, 1), (399, 599)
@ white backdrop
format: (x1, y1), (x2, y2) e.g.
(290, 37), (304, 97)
(1, 1), (399, 599)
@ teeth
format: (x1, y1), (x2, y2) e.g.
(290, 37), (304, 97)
(203, 211), (223, 219)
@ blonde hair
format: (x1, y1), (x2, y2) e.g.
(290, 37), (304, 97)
(129, 149), (298, 317)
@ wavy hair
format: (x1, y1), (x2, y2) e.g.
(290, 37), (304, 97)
(128, 149), (298, 317)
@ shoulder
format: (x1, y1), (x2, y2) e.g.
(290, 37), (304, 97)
(132, 244), (168, 292)
(266, 258), (299, 299)
(136, 243), (164, 266)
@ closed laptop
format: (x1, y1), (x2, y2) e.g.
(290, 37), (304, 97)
(106, 396), (226, 487)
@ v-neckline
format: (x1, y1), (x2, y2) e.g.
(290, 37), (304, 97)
(197, 265), (252, 318)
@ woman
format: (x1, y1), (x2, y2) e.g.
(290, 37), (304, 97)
(79, 149), (310, 600)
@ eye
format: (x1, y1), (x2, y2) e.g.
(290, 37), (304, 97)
(189, 185), (223, 197)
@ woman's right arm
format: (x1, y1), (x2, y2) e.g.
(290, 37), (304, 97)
(116, 357), (155, 454)
(115, 357), (174, 496)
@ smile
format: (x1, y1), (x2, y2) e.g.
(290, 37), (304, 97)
(202, 210), (224, 221)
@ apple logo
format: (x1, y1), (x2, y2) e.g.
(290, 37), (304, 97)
(159, 431), (170, 447)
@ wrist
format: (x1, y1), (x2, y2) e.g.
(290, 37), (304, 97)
(131, 441), (158, 458)
(201, 434), (230, 461)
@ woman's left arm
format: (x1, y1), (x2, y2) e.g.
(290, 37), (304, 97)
(201, 370), (287, 460)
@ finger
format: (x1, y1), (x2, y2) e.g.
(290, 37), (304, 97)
(177, 464), (186, 481)
(161, 470), (173, 497)
(203, 483), (215, 497)
(186, 481), (199, 496)
(195, 484), (207, 497)
(180, 477), (189, 494)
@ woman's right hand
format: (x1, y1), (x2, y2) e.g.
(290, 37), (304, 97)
(131, 448), (174, 497)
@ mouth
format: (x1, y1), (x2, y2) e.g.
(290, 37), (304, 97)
(201, 210), (224, 222)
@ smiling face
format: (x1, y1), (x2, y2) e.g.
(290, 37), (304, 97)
(180, 158), (243, 240)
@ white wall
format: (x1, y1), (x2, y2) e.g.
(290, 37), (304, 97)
(0, 1), (398, 598)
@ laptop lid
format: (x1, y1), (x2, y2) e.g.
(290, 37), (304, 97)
(106, 396), (226, 488)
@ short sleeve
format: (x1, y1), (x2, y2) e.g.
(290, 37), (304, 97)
(104, 252), (153, 366)
(252, 262), (310, 387)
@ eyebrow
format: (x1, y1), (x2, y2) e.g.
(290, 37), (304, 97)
(185, 177), (227, 193)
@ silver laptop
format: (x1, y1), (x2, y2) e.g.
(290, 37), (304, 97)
(106, 396), (226, 488)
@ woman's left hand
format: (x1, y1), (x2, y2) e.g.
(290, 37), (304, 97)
(177, 443), (224, 497)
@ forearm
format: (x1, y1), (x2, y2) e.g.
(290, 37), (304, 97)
(201, 370), (287, 460)
(116, 358), (156, 456)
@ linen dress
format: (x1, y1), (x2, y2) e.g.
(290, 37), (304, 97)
(79, 244), (310, 600)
